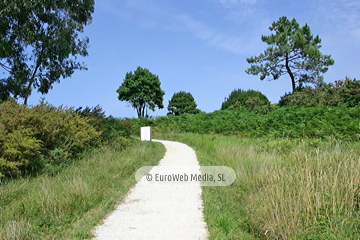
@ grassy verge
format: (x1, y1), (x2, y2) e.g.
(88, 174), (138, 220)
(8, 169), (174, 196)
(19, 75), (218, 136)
(0, 140), (165, 240)
(154, 132), (360, 239)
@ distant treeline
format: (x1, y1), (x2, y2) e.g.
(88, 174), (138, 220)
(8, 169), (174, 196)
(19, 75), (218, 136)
(129, 78), (360, 141)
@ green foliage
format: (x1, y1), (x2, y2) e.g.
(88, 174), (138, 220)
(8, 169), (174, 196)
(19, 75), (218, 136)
(221, 89), (270, 110)
(279, 77), (360, 107)
(278, 85), (341, 107)
(74, 105), (107, 133)
(116, 66), (165, 118)
(0, 127), (42, 176)
(337, 77), (360, 107)
(246, 16), (334, 92)
(168, 91), (200, 115)
(128, 117), (156, 136)
(73, 105), (133, 144)
(0, 96), (12, 105)
(133, 104), (360, 140)
(0, 0), (95, 104)
(0, 100), (101, 177)
(101, 117), (133, 144)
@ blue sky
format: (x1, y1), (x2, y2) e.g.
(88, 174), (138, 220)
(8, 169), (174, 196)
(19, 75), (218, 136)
(28, 0), (360, 118)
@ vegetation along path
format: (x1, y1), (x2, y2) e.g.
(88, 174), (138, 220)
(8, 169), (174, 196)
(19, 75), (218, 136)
(93, 140), (209, 239)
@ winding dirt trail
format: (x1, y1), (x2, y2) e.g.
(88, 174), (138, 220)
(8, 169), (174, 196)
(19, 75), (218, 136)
(93, 139), (209, 240)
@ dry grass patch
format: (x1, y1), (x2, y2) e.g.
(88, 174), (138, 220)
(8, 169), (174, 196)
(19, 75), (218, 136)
(158, 133), (360, 239)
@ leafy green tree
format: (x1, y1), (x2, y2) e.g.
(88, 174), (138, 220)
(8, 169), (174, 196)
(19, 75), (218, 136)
(246, 16), (334, 93)
(221, 89), (270, 110)
(0, 0), (95, 104)
(168, 91), (200, 115)
(116, 67), (165, 118)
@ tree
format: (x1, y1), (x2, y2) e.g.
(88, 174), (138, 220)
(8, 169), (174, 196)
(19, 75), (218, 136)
(221, 89), (270, 110)
(245, 16), (334, 93)
(0, 0), (95, 104)
(168, 91), (200, 115)
(116, 67), (165, 118)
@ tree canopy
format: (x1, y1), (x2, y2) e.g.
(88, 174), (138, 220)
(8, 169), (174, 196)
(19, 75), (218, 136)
(246, 16), (334, 93)
(221, 89), (270, 110)
(116, 66), (165, 118)
(168, 91), (200, 115)
(0, 0), (95, 104)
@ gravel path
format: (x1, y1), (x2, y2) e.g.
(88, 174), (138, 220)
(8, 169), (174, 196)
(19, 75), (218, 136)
(93, 139), (209, 240)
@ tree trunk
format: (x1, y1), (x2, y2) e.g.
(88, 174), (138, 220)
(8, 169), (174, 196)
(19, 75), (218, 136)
(23, 53), (43, 105)
(23, 81), (32, 105)
(23, 96), (29, 105)
(137, 107), (141, 118)
(285, 53), (296, 92)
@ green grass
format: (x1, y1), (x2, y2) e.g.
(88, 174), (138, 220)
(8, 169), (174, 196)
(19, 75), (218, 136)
(0, 140), (165, 240)
(154, 132), (360, 239)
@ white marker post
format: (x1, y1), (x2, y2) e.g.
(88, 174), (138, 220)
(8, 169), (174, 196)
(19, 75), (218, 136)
(140, 126), (152, 141)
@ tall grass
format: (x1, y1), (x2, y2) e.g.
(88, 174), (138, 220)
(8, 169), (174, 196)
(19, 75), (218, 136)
(156, 132), (360, 239)
(0, 140), (165, 240)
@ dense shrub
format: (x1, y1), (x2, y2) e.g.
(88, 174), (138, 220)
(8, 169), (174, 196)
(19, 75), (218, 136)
(0, 100), (101, 177)
(221, 89), (270, 110)
(337, 77), (360, 107)
(131, 105), (360, 141)
(279, 77), (360, 107)
(74, 105), (133, 141)
(74, 105), (107, 133)
(101, 117), (133, 142)
(0, 126), (42, 177)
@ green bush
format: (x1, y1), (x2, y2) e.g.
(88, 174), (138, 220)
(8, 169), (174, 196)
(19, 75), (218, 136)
(132, 105), (360, 141)
(337, 77), (360, 107)
(74, 105), (107, 133)
(279, 77), (360, 107)
(74, 105), (133, 141)
(0, 100), (101, 177)
(0, 127), (42, 177)
(100, 117), (134, 145)
(221, 89), (270, 110)
(129, 117), (156, 135)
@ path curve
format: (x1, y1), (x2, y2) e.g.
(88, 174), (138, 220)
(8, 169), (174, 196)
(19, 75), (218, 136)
(93, 139), (209, 240)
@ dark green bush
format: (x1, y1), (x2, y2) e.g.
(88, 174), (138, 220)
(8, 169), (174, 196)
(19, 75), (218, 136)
(101, 117), (133, 141)
(74, 105), (133, 141)
(279, 77), (360, 107)
(134, 105), (360, 141)
(129, 117), (156, 135)
(337, 77), (360, 107)
(74, 105), (107, 133)
(221, 89), (270, 110)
